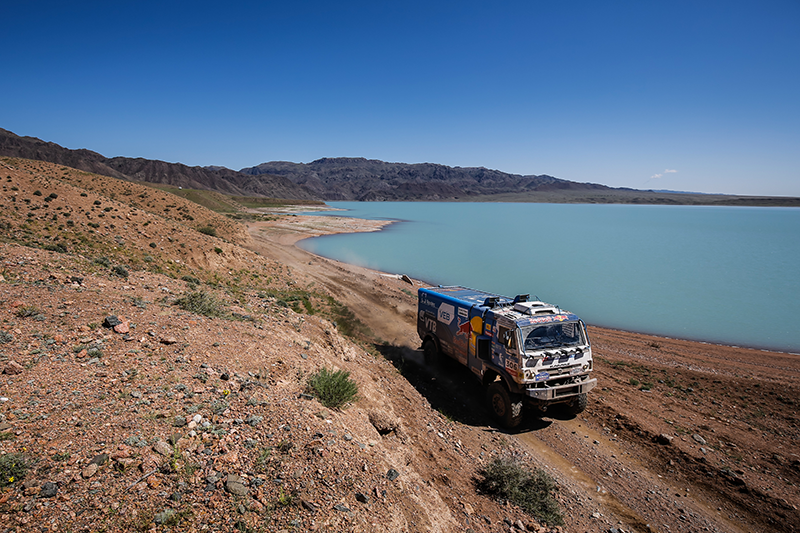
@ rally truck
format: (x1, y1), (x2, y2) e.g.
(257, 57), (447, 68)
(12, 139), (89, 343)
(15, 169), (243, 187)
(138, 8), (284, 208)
(418, 286), (596, 428)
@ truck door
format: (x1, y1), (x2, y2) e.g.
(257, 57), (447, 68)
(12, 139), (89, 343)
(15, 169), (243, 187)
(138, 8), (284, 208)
(492, 324), (520, 376)
(467, 309), (490, 374)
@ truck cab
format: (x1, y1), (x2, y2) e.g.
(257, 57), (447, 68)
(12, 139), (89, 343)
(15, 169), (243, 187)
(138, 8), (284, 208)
(418, 286), (596, 428)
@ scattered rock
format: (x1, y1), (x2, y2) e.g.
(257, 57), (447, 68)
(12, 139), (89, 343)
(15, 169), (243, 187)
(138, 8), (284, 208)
(103, 315), (122, 328)
(82, 463), (98, 479)
(90, 453), (109, 466)
(225, 474), (249, 496)
(657, 434), (674, 445)
(153, 440), (173, 457)
(40, 482), (58, 498)
(2, 361), (24, 375)
(368, 409), (401, 436)
(301, 499), (317, 512)
(692, 434), (707, 445)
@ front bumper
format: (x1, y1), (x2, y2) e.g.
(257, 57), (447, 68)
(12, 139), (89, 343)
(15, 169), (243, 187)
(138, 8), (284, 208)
(524, 377), (597, 401)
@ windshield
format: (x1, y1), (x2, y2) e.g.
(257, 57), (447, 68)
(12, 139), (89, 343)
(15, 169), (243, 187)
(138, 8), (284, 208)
(521, 321), (585, 351)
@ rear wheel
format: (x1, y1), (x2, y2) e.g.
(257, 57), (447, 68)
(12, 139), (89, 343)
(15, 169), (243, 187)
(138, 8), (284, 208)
(564, 393), (588, 417)
(486, 382), (523, 428)
(423, 339), (440, 366)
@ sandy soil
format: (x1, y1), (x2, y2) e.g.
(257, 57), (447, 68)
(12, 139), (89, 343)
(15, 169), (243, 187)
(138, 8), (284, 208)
(244, 212), (800, 533)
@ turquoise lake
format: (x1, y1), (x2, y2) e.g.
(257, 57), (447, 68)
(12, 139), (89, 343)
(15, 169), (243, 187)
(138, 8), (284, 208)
(298, 202), (800, 354)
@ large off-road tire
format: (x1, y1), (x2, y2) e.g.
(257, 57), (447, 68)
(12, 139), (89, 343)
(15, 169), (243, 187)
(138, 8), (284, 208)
(564, 393), (588, 417)
(423, 339), (440, 366)
(486, 382), (523, 428)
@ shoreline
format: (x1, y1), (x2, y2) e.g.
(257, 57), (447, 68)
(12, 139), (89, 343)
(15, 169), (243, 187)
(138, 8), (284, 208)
(247, 212), (798, 359)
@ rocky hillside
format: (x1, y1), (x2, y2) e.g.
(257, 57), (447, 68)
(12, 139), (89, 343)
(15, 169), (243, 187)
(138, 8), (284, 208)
(0, 129), (613, 202)
(241, 157), (611, 201)
(0, 129), (318, 201)
(0, 157), (566, 532)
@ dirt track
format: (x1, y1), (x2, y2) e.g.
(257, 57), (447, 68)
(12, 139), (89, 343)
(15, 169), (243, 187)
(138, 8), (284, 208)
(246, 214), (800, 533)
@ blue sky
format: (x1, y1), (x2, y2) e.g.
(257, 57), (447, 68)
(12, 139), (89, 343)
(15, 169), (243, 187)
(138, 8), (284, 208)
(2, 0), (799, 196)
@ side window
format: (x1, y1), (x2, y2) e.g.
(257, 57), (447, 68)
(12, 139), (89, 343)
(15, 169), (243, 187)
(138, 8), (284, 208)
(499, 326), (516, 350)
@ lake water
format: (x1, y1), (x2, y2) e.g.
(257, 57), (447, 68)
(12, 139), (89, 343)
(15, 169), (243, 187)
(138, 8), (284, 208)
(298, 202), (800, 354)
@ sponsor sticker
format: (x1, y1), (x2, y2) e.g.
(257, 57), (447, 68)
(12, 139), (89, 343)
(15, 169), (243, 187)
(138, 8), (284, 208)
(534, 372), (550, 382)
(438, 303), (455, 325)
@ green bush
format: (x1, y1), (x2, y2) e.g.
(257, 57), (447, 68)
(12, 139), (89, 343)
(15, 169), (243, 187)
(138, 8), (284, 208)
(43, 243), (67, 253)
(112, 265), (129, 278)
(181, 275), (201, 286)
(476, 457), (563, 526)
(197, 226), (217, 237)
(174, 291), (226, 318)
(307, 368), (358, 410)
(15, 305), (40, 318)
(0, 453), (30, 487)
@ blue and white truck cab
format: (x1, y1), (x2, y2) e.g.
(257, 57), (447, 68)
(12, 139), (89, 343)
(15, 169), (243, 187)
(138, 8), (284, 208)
(418, 286), (596, 428)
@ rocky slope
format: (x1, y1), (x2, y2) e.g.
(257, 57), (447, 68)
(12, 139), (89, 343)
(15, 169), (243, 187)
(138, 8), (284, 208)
(0, 156), (797, 533)
(0, 157), (569, 532)
(0, 129), (318, 201)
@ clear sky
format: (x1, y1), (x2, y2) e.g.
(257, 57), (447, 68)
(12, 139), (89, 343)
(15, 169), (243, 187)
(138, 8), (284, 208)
(2, 0), (799, 196)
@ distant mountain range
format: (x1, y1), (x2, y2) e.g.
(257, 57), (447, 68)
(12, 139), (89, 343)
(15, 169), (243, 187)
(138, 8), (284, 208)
(0, 128), (611, 201)
(0, 128), (317, 200)
(2, 128), (797, 206)
(240, 158), (611, 201)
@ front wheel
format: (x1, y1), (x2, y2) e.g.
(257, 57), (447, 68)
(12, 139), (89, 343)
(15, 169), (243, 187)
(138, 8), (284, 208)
(423, 339), (440, 366)
(486, 382), (523, 428)
(564, 393), (588, 417)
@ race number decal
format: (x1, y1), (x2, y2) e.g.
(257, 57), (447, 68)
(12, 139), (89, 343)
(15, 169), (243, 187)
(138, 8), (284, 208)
(504, 358), (519, 372)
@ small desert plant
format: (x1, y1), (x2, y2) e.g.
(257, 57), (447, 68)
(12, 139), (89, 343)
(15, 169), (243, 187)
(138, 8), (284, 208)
(15, 305), (40, 318)
(254, 448), (272, 473)
(307, 368), (358, 410)
(112, 265), (129, 278)
(0, 453), (30, 487)
(174, 291), (227, 318)
(276, 488), (293, 506)
(476, 457), (563, 526)
(197, 226), (217, 237)
(181, 275), (201, 286)
(210, 399), (229, 415)
(94, 256), (112, 268)
(43, 243), (67, 253)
